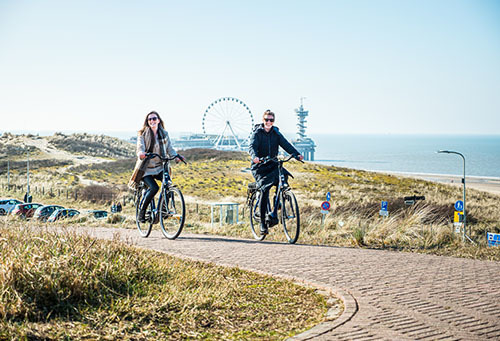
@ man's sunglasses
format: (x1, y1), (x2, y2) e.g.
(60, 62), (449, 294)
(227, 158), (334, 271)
(148, 117), (158, 121)
(264, 118), (274, 122)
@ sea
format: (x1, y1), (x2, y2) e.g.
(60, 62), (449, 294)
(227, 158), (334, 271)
(308, 134), (500, 179)
(3, 130), (500, 179)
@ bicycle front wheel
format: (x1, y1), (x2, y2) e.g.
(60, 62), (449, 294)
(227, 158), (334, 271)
(136, 189), (153, 238)
(281, 190), (300, 244)
(249, 192), (266, 241)
(159, 186), (186, 239)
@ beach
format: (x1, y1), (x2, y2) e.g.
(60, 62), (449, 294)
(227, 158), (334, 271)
(385, 171), (500, 195)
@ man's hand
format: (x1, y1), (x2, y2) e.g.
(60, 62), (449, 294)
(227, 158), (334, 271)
(253, 157), (260, 164)
(139, 152), (146, 160)
(176, 154), (186, 163)
(298, 155), (304, 161)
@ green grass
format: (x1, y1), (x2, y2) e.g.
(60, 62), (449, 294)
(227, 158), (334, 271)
(0, 223), (330, 340)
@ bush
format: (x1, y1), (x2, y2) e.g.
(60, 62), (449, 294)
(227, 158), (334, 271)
(79, 185), (116, 203)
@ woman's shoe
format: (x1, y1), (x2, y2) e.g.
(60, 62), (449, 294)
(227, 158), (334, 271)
(138, 208), (147, 223)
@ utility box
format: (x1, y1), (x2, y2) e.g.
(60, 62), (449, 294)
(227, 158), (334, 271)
(210, 202), (240, 227)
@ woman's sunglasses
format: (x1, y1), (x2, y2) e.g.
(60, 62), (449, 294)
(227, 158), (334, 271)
(148, 117), (158, 121)
(264, 118), (274, 122)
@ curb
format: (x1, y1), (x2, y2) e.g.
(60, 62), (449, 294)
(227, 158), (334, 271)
(288, 286), (358, 340)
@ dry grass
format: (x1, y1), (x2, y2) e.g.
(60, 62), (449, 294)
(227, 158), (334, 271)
(2, 147), (499, 260)
(0, 222), (329, 340)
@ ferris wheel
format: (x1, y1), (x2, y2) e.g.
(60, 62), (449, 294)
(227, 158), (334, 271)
(202, 97), (254, 150)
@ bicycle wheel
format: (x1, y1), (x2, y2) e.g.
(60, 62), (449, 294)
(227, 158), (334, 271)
(281, 190), (300, 244)
(249, 192), (266, 241)
(159, 186), (185, 239)
(136, 189), (153, 238)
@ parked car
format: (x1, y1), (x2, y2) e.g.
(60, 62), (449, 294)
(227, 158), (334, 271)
(47, 208), (80, 222)
(0, 198), (22, 215)
(33, 205), (65, 221)
(84, 210), (108, 220)
(11, 203), (44, 219)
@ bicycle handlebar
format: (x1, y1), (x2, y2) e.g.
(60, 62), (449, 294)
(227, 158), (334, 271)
(145, 153), (187, 164)
(259, 154), (304, 165)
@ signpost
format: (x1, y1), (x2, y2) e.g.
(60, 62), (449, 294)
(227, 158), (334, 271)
(453, 200), (465, 234)
(437, 150), (469, 242)
(454, 200), (464, 212)
(487, 232), (500, 247)
(321, 201), (330, 214)
(379, 201), (389, 217)
(320, 192), (331, 227)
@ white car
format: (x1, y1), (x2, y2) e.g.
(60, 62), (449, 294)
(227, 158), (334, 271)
(0, 198), (22, 215)
(47, 208), (80, 222)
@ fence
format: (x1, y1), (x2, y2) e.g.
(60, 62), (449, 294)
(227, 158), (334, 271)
(0, 183), (125, 205)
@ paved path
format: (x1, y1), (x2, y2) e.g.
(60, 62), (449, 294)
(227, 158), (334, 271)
(85, 227), (500, 340)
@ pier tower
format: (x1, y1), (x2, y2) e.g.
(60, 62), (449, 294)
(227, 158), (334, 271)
(292, 98), (316, 161)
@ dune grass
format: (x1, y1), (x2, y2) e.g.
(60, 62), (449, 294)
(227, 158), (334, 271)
(0, 222), (330, 340)
(2, 148), (499, 261)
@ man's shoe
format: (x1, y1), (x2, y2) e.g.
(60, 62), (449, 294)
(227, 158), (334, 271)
(267, 213), (279, 227)
(260, 224), (268, 235)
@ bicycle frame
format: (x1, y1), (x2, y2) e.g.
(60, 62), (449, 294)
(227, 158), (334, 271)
(138, 153), (184, 223)
(249, 155), (296, 218)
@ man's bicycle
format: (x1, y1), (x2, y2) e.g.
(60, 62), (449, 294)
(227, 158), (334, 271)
(134, 153), (186, 239)
(246, 155), (303, 244)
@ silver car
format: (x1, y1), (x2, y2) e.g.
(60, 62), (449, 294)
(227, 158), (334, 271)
(0, 198), (22, 215)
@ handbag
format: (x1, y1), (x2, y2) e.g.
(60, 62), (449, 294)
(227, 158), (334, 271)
(128, 168), (144, 190)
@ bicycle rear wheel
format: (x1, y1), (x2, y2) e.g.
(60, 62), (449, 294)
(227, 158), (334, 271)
(159, 186), (185, 239)
(249, 192), (266, 241)
(136, 189), (153, 238)
(281, 190), (300, 244)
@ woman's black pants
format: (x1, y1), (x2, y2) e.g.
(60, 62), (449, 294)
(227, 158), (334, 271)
(141, 172), (163, 211)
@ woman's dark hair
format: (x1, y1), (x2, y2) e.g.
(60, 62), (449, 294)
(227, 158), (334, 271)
(138, 111), (165, 135)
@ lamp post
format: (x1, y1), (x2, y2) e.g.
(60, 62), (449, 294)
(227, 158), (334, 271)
(437, 150), (467, 241)
(26, 149), (30, 202)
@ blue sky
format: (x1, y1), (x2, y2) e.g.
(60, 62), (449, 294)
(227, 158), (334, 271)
(1, 0), (499, 136)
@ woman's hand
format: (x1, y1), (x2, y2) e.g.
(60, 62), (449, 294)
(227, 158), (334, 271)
(139, 152), (146, 160)
(253, 157), (260, 164)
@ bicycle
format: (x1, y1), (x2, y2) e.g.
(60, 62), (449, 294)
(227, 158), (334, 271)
(246, 154), (303, 244)
(134, 153), (187, 239)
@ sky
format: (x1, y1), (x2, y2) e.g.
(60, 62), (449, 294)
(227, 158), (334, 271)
(1, 0), (499, 137)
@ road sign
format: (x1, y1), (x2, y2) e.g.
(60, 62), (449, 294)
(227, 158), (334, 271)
(379, 210), (389, 217)
(321, 201), (330, 211)
(454, 211), (464, 233)
(487, 232), (500, 247)
(381, 201), (388, 211)
(455, 200), (464, 212)
(326, 192), (331, 201)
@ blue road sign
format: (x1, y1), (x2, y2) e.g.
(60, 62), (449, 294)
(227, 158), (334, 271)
(326, 192), (331, 201)
(487, 232), (500, 247)
(381, 201), (388, 211)
(321, 201), (331, 211)
(455, 200), (464, 212)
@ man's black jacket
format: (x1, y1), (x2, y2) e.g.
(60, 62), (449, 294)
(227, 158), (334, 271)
(248, 124), (299, 189)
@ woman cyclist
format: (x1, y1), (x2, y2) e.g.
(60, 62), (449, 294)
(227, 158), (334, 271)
(133, 111), (184, 223)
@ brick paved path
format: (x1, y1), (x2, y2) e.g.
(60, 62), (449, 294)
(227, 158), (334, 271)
(86, 227), (500, 340)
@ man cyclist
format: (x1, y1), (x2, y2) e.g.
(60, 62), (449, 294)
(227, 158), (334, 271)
(249, 109), (304, 235)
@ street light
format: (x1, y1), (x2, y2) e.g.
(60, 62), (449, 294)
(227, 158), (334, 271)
(437, 150), (471, 242)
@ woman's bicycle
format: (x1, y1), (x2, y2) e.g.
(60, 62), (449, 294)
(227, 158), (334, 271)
(246, 155), (303, 244)
(134, 153), (186, 239)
